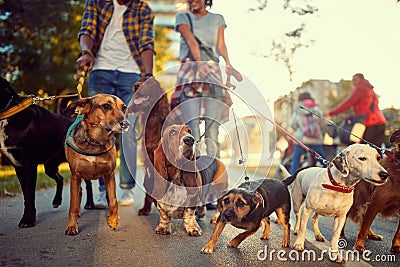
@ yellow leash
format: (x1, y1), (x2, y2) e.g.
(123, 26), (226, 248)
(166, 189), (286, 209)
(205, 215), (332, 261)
(75, 65), (89, 99)
(0, 97), (34, 119)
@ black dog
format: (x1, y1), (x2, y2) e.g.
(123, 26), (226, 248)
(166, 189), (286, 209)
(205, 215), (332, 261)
(0, 78), (94, 227)
(201, 175), (296, 253)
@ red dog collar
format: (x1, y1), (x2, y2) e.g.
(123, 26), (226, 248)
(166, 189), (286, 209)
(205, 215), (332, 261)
(322, 167), (354, 193)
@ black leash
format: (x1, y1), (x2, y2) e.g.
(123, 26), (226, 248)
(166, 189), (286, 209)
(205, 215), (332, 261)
(298, 105), (398, 162)
(231, 108), (249, 181)
(195, 119), (215, 144)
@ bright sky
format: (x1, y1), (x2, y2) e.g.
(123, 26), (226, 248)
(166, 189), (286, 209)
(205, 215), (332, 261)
(212, 0), (400, 109)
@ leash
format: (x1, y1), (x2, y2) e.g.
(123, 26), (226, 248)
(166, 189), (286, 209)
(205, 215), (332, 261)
(231, 108), (249, 181)
(0, 93), (78, 120)
(195, 120), (215, 144)
(299, 105), (398, 163)
(0, 97), (33, 119)
(75, 65), (89, 99)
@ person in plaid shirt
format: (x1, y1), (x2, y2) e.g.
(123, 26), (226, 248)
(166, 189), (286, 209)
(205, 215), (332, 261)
(76, 0), (155, 208)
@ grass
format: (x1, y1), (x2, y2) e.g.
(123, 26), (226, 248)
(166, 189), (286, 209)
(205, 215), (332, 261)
(0, 164), (71, 199)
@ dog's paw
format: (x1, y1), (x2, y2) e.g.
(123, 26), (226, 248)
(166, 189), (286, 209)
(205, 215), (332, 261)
(18, 219), (36, 228)
(294, 242), (304, 251)
(65, 225), (79, 236)
(187, 227), (202, 237)
(107, 215), (119, 230)
(201, 244), (214, 254)
(138, 207), (151, 216)
(333, 256), (345, 264)
(155, 224), (172, 235)
(260, 234), (270, 240)
(352, 244), (366, 253)
(315, 234), (326, 242)
(390, 245), (400, 253)
(367, 233), (383, 241)
(18, 214), (36, 228)
(228, 240), (240, 248)
(84, 202), (95, 210)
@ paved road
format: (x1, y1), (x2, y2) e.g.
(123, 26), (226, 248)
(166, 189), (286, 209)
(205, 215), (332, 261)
(0, 166), (398, 266)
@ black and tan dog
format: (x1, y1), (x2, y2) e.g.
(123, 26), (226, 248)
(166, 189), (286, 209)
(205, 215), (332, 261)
(201, 174), (298, 254)
(64, 94), (129, 235)
(153, 124), (228, 236)
(0, 78), (96, 228)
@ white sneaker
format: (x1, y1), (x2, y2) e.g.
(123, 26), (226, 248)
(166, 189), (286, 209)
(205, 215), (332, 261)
(95, 190), (108, 209)
(119, 188), (134, 206)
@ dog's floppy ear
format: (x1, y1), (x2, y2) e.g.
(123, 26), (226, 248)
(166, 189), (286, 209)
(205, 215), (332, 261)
(252, 191), (264, 206)
(152, 140), (169, 200)
(64, 97), (92, 116)
(332, 151), (350, 176)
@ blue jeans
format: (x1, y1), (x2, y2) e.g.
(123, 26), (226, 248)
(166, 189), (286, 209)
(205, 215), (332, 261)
(88, 70), (139, 191)
(290, 144), (327, 174)
(180, 93), (223, 158)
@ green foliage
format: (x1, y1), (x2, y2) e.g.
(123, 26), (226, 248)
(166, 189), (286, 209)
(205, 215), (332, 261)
(0, 169), (71, 199)
(154, 26), (175, 73)
(1, 0), (83, 95)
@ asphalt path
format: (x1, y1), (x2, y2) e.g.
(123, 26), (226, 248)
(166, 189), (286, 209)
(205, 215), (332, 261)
(0, 166), (398, 266)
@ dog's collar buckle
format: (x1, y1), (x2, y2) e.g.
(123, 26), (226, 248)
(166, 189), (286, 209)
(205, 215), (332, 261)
(322, 167), (354, 193)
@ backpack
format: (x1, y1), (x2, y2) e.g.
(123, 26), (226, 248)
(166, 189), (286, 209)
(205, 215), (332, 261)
(302, 113), (321, 139)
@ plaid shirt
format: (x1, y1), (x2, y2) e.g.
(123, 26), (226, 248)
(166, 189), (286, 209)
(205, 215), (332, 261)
(78, 0), (154, 74)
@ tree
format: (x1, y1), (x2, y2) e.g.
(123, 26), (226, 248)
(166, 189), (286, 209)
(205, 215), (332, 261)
(250, 0), (318, 81)
(1, 0), (83, 95)
(154, 26), (174, 74)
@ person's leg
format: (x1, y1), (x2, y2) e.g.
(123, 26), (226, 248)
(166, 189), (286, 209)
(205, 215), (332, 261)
(204, 97), (223, 158)
(179, 93), (201, 155)
(363, 124), (386, 147)
(115, 71), (140, 205)
(310, 145), (328, 167)
(88, 70), (116, 208)
(290, 145), (306, 174)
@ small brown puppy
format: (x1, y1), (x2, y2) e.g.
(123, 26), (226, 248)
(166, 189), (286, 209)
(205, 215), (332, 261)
(201, 176), (296, 254)
(64, 94), (129, 235)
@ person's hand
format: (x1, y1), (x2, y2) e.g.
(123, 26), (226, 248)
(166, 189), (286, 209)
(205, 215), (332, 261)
(225, 65), (243, 82)
(132, 74), (153, 93)
(324, 113), (332, 119)
(77, 50), (95, 71)
(197, 61), (211, 79)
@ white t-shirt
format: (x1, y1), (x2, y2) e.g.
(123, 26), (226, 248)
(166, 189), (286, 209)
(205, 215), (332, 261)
(93, 0), (140, 73)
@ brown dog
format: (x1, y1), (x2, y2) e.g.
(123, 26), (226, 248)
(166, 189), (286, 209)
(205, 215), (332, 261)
(128, 78), (171, 216)
(64, 94), (129, 235)
(344, 129), (400, 252)
(153, 124), (228, 236)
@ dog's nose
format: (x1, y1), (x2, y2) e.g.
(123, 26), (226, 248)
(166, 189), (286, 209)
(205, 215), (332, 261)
(378, 171), (389, 180)
(183, 135), (195, 146)
(120, 120), (130, 130)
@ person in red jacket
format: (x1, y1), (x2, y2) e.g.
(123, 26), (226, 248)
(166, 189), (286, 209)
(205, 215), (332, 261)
(328, 73), (386, 147)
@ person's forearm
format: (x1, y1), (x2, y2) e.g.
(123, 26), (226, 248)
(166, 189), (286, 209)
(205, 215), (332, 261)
(141, 49), (154, 75)
(218, 44), (231, 66)
(79, 34), (94, 51)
